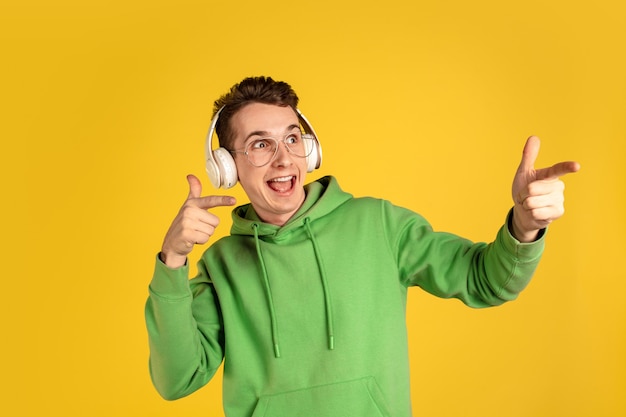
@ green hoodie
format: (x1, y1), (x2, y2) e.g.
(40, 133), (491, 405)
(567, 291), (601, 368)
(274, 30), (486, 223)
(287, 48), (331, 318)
(146, 176), (544, 417)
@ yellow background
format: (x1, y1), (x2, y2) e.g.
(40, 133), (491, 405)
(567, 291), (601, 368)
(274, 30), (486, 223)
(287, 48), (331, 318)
(2, 0), (624, 416)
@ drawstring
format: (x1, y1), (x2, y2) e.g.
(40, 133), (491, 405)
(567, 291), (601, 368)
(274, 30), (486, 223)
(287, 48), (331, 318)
(252, 224), (281, 358)
(304, 218), (335, 351)
(252, 219), (335, 358)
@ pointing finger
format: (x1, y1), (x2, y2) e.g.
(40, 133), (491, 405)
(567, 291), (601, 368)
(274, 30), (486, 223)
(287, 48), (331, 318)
(184, 174), (236, 208)
(196, 195), (237, 210)
(536, 161), (581, 181)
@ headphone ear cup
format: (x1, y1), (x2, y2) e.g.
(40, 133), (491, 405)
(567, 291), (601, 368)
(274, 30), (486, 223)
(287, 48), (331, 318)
(304, 134), (321, 172)
(206, 156), (221, 189)
(213, 148), (238, 189)
(205, 106), (237, 189)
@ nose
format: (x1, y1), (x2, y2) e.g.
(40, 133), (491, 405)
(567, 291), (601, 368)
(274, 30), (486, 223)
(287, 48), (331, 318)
(272, 140), (293, 166)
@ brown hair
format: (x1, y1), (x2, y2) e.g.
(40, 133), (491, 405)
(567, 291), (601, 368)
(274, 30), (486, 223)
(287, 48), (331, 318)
(213, 76), (299, 150)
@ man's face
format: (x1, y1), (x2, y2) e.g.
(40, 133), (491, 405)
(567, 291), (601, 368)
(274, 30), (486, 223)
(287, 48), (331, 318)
(230, 102), (309, 226)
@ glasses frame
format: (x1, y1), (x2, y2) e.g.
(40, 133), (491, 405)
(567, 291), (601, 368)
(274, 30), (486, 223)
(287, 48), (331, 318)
(229, 133), (314, 167)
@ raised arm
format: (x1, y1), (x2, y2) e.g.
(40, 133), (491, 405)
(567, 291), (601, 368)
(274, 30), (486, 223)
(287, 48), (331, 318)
(146, 175), (235, 399)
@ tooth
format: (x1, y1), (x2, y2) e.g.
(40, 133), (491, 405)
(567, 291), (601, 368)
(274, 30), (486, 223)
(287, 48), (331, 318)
(271, 176), (292, 182)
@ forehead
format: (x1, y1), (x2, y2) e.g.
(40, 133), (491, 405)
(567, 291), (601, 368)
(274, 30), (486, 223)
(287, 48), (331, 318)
(230, 103), (299, 141)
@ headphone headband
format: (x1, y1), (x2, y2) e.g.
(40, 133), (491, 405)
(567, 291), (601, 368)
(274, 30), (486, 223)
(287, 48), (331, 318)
(204, 106), (227, 188)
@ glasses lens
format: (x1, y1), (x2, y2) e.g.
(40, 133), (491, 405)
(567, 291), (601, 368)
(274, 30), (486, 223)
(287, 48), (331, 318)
(246, 138), (277, 167)
(287, 135), (314, 158)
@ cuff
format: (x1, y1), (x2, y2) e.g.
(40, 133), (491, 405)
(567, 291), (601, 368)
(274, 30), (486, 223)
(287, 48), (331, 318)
(148, 253), (192, 299)
(501, 208), (546, 261)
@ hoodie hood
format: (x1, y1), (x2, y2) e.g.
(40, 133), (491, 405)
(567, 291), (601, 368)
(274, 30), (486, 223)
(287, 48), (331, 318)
(230, 176), (352, 238)
(228, 176), (352, 358)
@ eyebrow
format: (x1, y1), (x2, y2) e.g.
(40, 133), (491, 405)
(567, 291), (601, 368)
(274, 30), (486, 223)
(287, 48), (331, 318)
(244, 124), (301, 141)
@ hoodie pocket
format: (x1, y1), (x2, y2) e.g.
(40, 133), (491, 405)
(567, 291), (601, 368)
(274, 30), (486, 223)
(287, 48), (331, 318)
(251, 376), (391, 417)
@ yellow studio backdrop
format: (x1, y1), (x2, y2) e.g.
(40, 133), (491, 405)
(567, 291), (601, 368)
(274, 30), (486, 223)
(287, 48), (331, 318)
(1, 0), (624, 416)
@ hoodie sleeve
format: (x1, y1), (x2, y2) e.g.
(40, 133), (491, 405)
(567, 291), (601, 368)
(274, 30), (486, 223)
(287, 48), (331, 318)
(386, 204), (545, 308)
(145, 254), (224, 400)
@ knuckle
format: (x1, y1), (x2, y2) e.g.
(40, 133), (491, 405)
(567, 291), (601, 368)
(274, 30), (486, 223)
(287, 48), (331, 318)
(180, 217), (197, 232)
(179, 205), (195, 217)
(526, 182), (539, 195)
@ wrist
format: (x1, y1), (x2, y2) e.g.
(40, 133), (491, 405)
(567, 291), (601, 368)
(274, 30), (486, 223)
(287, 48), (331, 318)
(509, 208), (540, 243)
(159, 251), (187, 268)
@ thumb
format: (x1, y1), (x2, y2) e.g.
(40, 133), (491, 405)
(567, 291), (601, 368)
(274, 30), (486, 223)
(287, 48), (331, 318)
(518, 135), (541, 173)
(186, 174), (202, 199)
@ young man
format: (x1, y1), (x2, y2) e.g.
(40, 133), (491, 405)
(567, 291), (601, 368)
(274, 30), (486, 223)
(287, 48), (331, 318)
(145, 76), (579, 416)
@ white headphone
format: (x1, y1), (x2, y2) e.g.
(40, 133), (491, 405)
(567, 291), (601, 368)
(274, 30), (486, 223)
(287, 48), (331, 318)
(204, 106), (322, 189)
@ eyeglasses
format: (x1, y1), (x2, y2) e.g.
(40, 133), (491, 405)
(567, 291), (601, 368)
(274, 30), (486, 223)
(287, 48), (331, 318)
(230, 133), (315, 167)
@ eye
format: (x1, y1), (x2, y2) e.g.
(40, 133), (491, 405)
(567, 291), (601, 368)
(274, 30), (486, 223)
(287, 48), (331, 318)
(249, 138), (273, 151)
(285, 134), (299, 145)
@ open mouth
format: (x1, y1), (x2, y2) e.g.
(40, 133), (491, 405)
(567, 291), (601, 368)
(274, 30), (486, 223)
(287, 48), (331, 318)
(267, 175), (296, 193)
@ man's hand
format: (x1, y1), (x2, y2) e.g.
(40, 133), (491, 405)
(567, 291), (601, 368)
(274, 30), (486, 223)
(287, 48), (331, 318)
(511, 136), (580, 242)
(160, 174), (236, 268)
